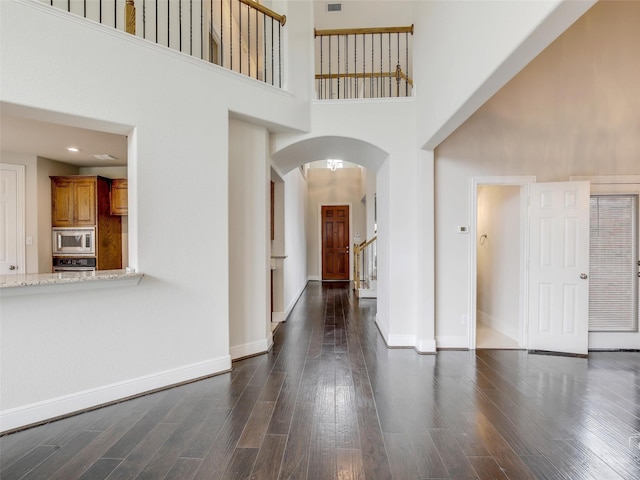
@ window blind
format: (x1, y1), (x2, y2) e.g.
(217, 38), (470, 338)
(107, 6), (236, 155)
(589, 195), (638, 332)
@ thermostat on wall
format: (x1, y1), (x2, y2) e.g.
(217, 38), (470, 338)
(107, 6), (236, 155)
(457, 226), (469, 234)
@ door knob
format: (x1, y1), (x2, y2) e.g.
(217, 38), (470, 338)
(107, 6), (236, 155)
(9, 265), (17, 270)
(580, 273), (588, 280)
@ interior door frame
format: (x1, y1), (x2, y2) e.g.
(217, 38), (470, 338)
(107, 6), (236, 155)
(571, 175), (640, 350)
(318, 202), (353, 281)
(0, 163), (26, 275)
(469, 176), (536, 350)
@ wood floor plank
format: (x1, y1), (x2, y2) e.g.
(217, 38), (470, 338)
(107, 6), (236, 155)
(250, 434), (287, 480)
(258, 371), (286, 402)
(76, 458), (121, 480)
(383, 432), (421, 480)
(0, 445), (58, 480)
(467, 456), (509, 480)
(336, 448), (365, 480)
(267, 377), (302, 435)
(135, 397), (216, 480)
(353, 376), (393, 480)
(4, 283), (640, 480)
(192, 385), (263, 480)
(48, 409), (145, 480)
(279, 401), (315, 480)
(219, 448), (258, 480)
(102, 387), (183, 460)
(103, 422), (178, 480)
(21, 430), (102, 480)
(472, 412), (538, 480)
(429, 428), (480, 480)
(307, 420), (336, 480)
(335, 385), (360, 449)
(237, 401), (276, 448)
(178, 408), (231, 459)
(163, 457), (202, 480)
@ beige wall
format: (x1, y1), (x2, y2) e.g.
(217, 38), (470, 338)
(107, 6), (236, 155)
(435, 0), (640, 346)
(306, 167), (366, 280)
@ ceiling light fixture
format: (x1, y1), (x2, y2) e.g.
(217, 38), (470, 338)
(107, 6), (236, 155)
(327, 159), (343, 171)
(92, 154), (119, 161)
(66, 147), (81, 152)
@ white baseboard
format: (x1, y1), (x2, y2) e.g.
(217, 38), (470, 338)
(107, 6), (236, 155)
(307, 275), (321, 282)
(436, 336), (469, 349)
(0, 356), (231, 434)
(271, 311), (286, 323)
(357, 288), (377, 298)
(283, 280), (308, 320)
(387, 334), (416, 347)
(375, 313), (388, 339)
(230, 338), (270, 360)
(417, 338), (437, 353)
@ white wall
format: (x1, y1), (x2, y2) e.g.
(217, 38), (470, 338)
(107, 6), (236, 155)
(306, 167), (365, 281)
(0, 0), (312, 430)
(435, 1), (640, 348)
(228, 119), (271, 360)
(476, 185), (520, 340)
(282, 167), (307, 317)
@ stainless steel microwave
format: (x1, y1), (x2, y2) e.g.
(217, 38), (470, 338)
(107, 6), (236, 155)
(52, 227), (95, 256)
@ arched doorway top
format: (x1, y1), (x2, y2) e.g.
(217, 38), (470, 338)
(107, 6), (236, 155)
(271, 135), (388, 175)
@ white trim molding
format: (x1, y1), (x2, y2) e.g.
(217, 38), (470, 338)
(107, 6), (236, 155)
(436, 336), (469, 349)
(469, 176), (535, 350)
(230, 338), (270, 361)
(283, 280), (309, 321)
(0, 163), (25, 276)
(0, 356), (231, 433)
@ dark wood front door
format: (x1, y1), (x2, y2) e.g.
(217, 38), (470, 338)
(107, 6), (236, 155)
(322, 205), (350, 281)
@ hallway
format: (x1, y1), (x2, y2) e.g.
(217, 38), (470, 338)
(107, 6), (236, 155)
(1, 282), (640, 479)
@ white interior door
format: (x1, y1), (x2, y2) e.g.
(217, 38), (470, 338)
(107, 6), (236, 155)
(0, 164), (25, 275)
(528, 181), (590, 355)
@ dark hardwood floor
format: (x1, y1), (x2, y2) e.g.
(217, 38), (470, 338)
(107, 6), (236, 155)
(2, 281), (640, 479)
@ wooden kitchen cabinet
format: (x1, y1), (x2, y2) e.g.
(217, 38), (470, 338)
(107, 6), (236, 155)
(50, 176), (122, 270)
(51, 176), (103, 226)
(110, 179), (128, 215)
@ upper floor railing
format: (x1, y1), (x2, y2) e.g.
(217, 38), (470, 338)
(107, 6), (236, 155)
(315, 25), (414, 100)
(45, 0), (285, 87)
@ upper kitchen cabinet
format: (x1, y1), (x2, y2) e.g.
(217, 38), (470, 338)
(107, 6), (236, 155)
(50, 176), (112, 227)
(110, 179), (128, 215)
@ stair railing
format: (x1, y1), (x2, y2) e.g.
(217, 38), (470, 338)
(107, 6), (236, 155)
(315, 25), (414, 100)
(44, 0), (286, 87)
(353, 235), (377, 291)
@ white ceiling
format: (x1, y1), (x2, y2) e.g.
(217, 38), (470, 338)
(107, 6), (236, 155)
(0, 114), (128, 167)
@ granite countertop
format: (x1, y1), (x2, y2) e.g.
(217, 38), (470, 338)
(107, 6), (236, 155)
(0, 269), (144, 296)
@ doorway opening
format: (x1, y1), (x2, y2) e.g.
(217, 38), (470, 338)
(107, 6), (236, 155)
(470, 176), (535, 350)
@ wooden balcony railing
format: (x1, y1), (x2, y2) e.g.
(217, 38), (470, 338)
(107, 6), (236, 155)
(44, 0), (286, 87)
(353, 235), (377, 291)
(315, 25), (414, 100)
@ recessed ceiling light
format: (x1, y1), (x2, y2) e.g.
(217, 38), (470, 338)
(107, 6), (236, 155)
(66, 147), (81, 152)
(92, 154), (119, 161)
